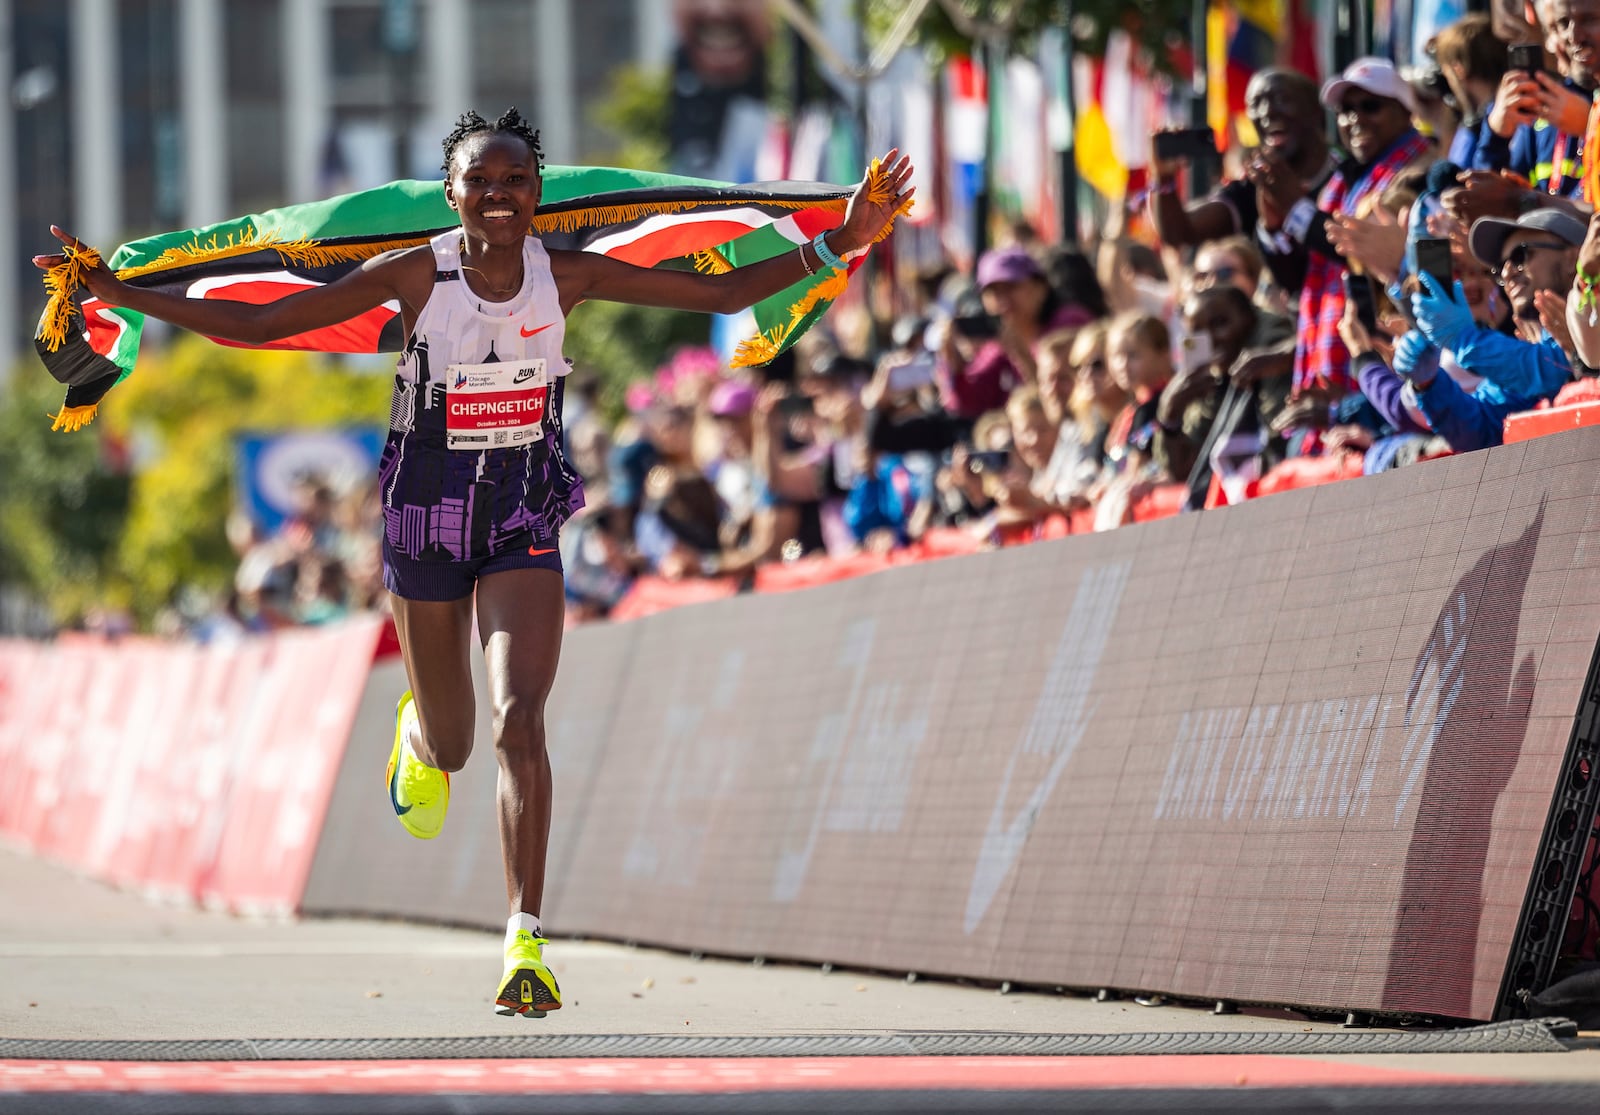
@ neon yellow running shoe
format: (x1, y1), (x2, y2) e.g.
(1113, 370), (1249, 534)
(494, 930), (562, 1018)
(385, 690), (449, 840)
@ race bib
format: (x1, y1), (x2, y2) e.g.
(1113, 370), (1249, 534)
(444, 359), (549, 451)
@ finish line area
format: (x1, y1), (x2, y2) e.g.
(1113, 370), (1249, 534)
(4, 850), (1599, 1115)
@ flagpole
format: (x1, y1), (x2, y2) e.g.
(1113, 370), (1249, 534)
(1057, 7), (1079, 244)
(1189, 0), (1214, 198)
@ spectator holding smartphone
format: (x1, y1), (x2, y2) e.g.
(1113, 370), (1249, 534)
(1395, 209), (1580, 450)
(1149, 70), (1336, 248)
(1472, 1), (1596, 197)
(936, 245), (1091, 420)
(1412, 209), (1579, 398)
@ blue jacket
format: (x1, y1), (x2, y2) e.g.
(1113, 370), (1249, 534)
(1407, 343), (1553, 452)
(1448, 326), (1572, 400)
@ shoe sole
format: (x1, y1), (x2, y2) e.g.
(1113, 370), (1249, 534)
(387, 691), (446, 840)
(494, 1004), (548, 1019)
(495, 967), (561, 1017)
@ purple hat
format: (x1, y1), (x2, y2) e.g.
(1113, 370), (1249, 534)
(708, 379), (757, 417)
(976, 246), (1044, 290)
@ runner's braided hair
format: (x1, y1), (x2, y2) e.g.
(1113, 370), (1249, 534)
(441, 108), (545, 175)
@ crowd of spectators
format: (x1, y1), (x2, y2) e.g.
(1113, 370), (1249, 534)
(199, 1), (1600, 630)
(164, 478), (387, 641)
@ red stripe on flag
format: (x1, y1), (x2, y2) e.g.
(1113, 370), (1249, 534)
(197, 280), (396, 354)
(82, 301), (128, 358)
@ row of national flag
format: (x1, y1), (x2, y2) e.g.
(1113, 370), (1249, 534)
(934, 0), (1335, 250)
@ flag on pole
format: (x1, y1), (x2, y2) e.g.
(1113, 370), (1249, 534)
(1207, 0), (1285, 144)
(34, 165), (909, 430)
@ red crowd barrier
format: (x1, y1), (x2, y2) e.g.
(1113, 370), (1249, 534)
(608, 574), (741, 621)
(1504, 400), (1600, 444)
(1253, 452), (1367, 496)
(0, 618), (382, 913)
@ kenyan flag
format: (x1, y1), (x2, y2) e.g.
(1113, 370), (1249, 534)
(34, 165), (905, 430)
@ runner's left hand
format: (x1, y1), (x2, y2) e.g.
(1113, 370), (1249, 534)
(832, 149), (915, 255)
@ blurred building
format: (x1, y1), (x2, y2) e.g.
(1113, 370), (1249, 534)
(2, 0), (675, 376)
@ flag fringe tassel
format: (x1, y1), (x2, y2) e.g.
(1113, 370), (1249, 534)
(48, 404), (100, 432)
(38, 245), (104, 353)
(692, 248), (733, 274)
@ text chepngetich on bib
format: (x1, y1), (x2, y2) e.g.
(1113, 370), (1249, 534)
(444, 359), (549, 451)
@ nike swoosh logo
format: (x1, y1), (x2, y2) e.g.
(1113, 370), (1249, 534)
(520, 323), (554, 338)
(528, 547), (558, 556)
(963, 563), (1128, 934)
(388, 761), (412, 816)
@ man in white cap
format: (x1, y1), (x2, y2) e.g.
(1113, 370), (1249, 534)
(1254, 57), (1431, 404)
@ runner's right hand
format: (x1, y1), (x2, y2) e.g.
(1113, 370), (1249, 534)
(32, 226), (120, 301)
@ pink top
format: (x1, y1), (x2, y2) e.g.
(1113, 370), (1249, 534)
(939, 304), (1096, 419)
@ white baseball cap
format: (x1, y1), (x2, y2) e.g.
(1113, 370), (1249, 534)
(1321, 57), (1418, 117)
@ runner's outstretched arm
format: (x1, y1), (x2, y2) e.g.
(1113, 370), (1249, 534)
(32, 233), (430, 345)
(550, 150), (914, 316)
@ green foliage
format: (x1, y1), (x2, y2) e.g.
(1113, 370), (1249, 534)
(563, 296), (709, 423)
(0, 339), (391, 628)
(107, 339), (392, 616)
(0, 367), (133, 622)
(578, 62), (716, 421)
(589, 64), (672, 171)
(867, 0), (1191, 72)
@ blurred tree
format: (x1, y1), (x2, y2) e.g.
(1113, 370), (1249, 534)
(590, 64), (672, 172)
(0, 367), (134, 624)
(564, 296), (709, 425)
(577, 62), (712, 423)
(106, 338), (392, 619)
(868, 0), (1190, 70)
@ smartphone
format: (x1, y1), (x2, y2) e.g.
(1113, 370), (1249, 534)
(968, 449), (1011, 474)
(1344, 271), (1381, 333)
(1154, 126), (1220, 163)
(1181, 330), (1215, 373)
(1414, 237), (1455, 294)
(776, 394), (815, 419)
(951, 312), (999, 340)
(1508, 43), (1543, 76)
(887, 354), (936, 393)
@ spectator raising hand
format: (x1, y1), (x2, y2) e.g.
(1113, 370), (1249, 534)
(1443, 171), (1535, 228)
(1569, 209), (1600, 368)
(1337, 292), (1396, 368)
(1534, 70), (1592, 134)
(1327, 208), (1407, 285)
(1487, 68), (1541, 136)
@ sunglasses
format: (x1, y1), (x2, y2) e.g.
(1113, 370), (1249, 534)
(1337, 97), (1389, 119)
(1194, 265), (1241, 284)
(1499, 240), (1569, 277)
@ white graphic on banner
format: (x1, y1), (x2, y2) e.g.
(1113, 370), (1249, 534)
(772, 619), (932, 902)
(1397, 591), (1469, 825)
(963, 562), (1131, 934)
(622, 650), (746, 887)
(1149, 590), (1470, 826)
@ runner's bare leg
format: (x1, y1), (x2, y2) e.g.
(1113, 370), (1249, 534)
(474, 567), (564, 917)
(390, 594), (478, 772)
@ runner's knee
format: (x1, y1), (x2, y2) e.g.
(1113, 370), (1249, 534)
(492, 697), (547, 764)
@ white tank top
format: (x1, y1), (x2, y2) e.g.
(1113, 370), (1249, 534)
(389, 230), (569, 437)
(380, 231), (585, 559)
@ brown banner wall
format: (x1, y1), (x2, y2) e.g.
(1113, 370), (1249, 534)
(303, 429), (1600, 1022)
